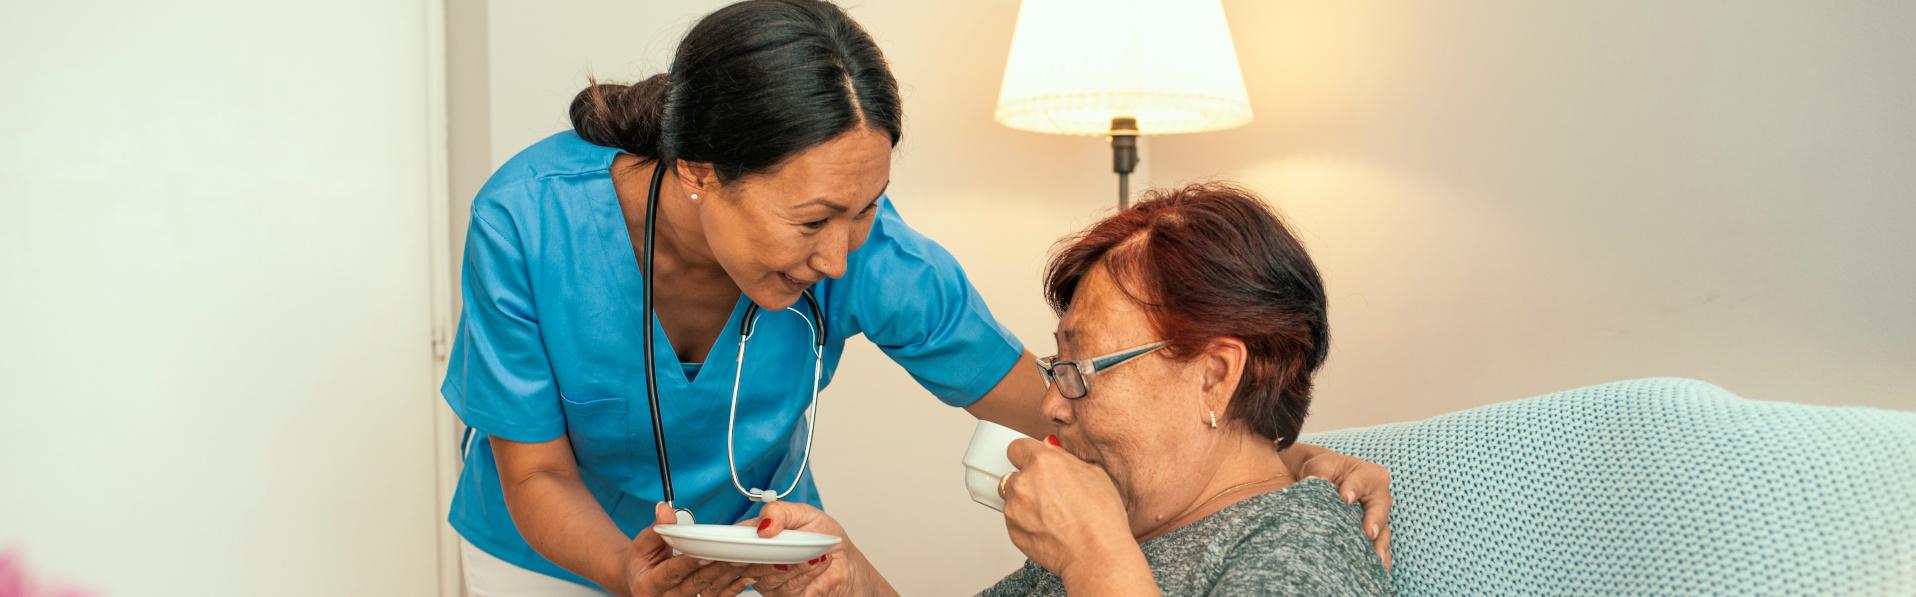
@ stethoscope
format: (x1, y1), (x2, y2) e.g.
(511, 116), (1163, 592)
(640, 162), (826, 524)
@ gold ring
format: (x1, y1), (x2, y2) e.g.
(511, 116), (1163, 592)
(997, 471), (1017, 499)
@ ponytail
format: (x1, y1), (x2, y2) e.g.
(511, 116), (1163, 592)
(568, 73), (668, 160)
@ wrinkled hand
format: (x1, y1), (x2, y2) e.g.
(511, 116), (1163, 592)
(1000, 436), (1139, 580)
(621, 502), (755, 597)
(738, 502), (851, 597)
(1293, 449), (1394, 569)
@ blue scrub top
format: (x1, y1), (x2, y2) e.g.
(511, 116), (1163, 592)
(443, 131), (1024, 584)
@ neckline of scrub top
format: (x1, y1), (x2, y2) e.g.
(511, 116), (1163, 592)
(607, 262), (751, 388)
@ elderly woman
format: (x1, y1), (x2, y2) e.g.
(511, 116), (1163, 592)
(740, 183), (1393, 596)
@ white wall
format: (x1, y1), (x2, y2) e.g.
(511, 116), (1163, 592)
(0, 2), (442, 596)
(1154, 0), (1916, 429)
(478, 0), (1915, 594)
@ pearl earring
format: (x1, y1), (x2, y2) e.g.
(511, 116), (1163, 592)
(1209, 411), (1218, 429)
(690, 193), (699, 200)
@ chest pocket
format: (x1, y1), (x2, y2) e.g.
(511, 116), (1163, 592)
(558, 393), (638, 483)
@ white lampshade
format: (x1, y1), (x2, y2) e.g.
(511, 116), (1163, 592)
(995, 0), (1253, 136)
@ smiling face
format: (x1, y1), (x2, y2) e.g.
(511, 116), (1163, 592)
(1043, 263), (1225, 526)
(683, 126), (893, 310)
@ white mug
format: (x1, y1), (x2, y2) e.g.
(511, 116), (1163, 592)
(962, 420), (1030, 511)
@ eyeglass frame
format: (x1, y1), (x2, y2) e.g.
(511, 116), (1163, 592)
(1035, 341), (1169, 399)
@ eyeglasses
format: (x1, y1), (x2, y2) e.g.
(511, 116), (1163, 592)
(1035, 341), (1168, 399)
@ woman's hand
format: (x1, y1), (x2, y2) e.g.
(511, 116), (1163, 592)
(619, 502), (756, 597)
(1285, 444), (1394, 569)
(732, 502), (836, 597)
(1001, 436), (1156, 595)
(741, 501), (897, 597)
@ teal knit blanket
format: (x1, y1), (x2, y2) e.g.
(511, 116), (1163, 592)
(1300, 378), (1916, 596)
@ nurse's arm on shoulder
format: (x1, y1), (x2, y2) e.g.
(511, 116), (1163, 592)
(490, 435), (754, 597)
(964, 357), (1397, 567)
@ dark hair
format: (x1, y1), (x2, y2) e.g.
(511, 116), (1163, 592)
(1042, 183), (1330, 449)
(568, 0), (902, 183)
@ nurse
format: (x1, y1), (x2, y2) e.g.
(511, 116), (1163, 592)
(444, 1), (1395, 596)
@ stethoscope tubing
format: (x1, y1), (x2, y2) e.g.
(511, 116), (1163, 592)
(727, 299), (825, 502)
(641, 160), (676, 505)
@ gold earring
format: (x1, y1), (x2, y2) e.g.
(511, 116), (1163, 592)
(1209, 411), (1218, 429)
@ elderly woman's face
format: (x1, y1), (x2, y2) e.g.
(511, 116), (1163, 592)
(1043, 264), (1212, 510)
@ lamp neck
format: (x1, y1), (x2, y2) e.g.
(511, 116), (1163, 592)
(1110, 117), (1140, 208)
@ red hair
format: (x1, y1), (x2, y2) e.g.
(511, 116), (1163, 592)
(1043, 182), (1329, 447)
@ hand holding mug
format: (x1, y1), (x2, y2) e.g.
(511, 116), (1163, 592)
(998, 435), (1135, 581)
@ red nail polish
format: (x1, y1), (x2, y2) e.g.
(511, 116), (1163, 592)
(757, 519), (772, 532)
(807, 557), (819, 565)
(1046, 434), (1061, 446)
(774, 564), (789, 571)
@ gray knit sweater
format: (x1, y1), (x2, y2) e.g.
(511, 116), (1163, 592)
(977, 479), (1395, 597)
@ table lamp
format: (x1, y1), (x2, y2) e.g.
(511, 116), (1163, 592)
(995, 0), (1254, 208)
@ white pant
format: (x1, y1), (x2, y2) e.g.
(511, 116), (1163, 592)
(460, 538), (761, 597)
(461, 538), (613, 597)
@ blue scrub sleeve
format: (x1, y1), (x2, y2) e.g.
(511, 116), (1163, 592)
(442, 209), (567, 443)
(838, 209), (1025, 407)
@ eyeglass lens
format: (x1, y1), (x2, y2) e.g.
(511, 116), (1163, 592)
(1055, 363), (1087, 398)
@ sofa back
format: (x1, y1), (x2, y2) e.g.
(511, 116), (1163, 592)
(1300, 378), (1916, 596)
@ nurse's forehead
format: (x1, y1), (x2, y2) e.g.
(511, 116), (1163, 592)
(786, 180), (891, 212)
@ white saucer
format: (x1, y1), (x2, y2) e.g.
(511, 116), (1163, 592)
(654, 523), (841, 564)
